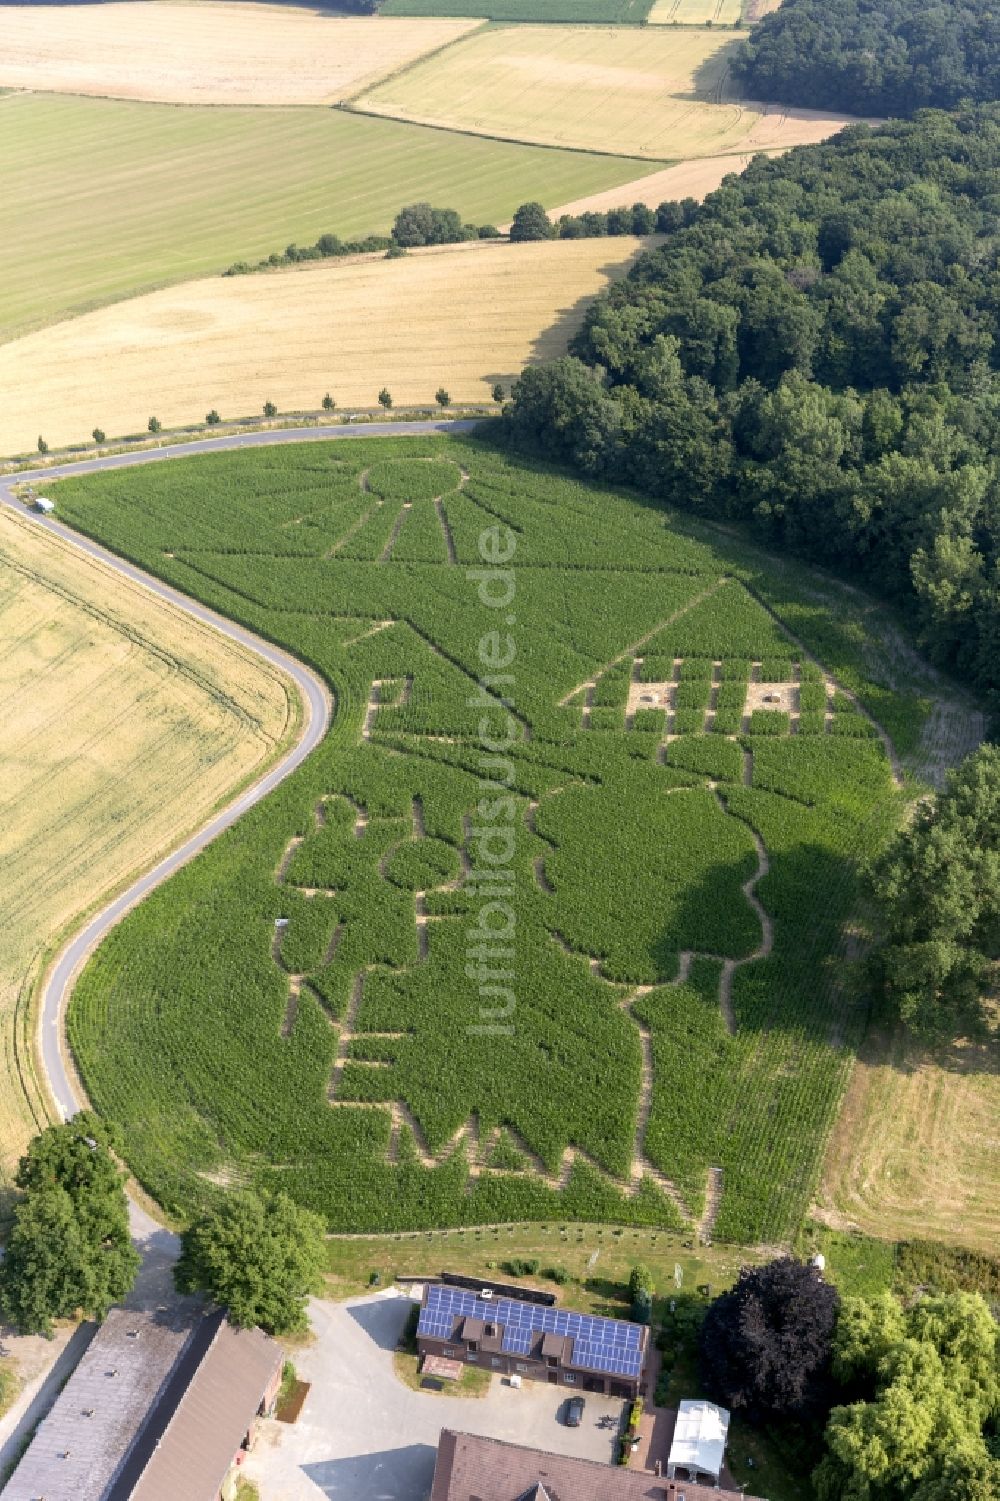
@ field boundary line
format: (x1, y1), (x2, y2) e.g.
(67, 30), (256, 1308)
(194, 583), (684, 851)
(338, 19), (492, 109)
(337, 99), (665, 166)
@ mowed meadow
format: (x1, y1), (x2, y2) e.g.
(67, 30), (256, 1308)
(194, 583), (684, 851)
(0, 93), (643, 342)
(0, 507), (295, 1183)
(53, 437), (922, 1238)
(354, 23), (865, 160)
(0, 238), (648, 455)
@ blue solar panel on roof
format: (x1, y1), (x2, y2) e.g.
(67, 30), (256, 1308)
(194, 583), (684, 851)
(422, 1283), (643, 1376)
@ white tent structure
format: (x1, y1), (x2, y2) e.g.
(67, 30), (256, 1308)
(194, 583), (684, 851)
(666, 1398), (731, 1486)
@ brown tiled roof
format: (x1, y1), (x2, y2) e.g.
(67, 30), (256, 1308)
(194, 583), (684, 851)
(430, 1430), (767, 1501)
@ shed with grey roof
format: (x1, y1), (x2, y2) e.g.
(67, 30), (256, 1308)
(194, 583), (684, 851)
(2, 1305), (282, 1501)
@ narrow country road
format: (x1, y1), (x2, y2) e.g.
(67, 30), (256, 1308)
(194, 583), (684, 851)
(0, 421), (478, 1476)
(0, 419), (476, 1128)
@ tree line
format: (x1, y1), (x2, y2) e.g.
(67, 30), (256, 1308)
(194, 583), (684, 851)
(0, 1114), (324, 1339)
(224, 199), (668, 276)
(731, 0), (1000, 116)
(503, 107), (1000, 715)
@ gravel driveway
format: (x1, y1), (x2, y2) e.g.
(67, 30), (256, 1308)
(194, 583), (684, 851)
(243, 1289), (627, 1501)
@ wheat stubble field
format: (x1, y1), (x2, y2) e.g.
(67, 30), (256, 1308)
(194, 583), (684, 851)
(817, 1023), (1000, 1255)
(0, 508), (296, 1182)
(648, 0), (744, 26)
(0, 2), (480, 105)
(0, 237), (648, 454)
(354, 23), (864, 160)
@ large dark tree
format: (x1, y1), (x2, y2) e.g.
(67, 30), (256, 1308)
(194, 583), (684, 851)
(700, 1257), (839, 1421)
(0, 1113), (139, 1335)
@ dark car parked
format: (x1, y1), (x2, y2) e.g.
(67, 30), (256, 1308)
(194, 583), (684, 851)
(563, 1395), (586, 1426)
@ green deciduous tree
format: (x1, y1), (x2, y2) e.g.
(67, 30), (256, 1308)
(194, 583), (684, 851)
(175, 1190), (326, 1336)
(263, 402), (277, 419)
(628, 1263), (654, 1323)
(0, 1113), (139, 1336)
(92, 428), (106, 445)
(147, 416), (161, 434)
(503, 357), (620, 474)
(814, 1291), (1000, 1501)
(435, 388), (451, 408)
(869, 745), (1000, 1037)
(391, 203), (467, 249)
(378, 388), (393, 410)
(509, 202), (555, 243)
(322, 393), (335, 412)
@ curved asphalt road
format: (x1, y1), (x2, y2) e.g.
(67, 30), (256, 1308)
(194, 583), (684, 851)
(0, 419), (478, 1123)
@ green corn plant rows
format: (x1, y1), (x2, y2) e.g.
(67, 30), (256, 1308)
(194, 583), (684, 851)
(59, 438), (917, 1239)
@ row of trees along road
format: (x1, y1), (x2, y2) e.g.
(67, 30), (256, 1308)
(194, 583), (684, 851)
(0, 1115), (325, 1339)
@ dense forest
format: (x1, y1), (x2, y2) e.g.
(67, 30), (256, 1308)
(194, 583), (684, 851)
(732, 0), (1000, 116)
(503, 107), (1000, 704)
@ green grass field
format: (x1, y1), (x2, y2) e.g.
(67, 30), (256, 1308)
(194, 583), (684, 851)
(0, 93), (646, 341)
(380, 1), (654, 18)
(56, 437), (922, 1241)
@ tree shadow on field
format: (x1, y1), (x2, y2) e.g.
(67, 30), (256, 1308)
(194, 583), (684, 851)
(525, 248), (658, 371)
(688, 38), (748, 105)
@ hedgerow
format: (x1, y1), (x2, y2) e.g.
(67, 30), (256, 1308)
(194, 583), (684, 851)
(55, 437), (915, 1240)
(759, 658), (794, 681)
(749, 710), (790, 736)
(667, 737), (743, 783)
(631, 707), (666, 734)
(798, 681), (828, 713)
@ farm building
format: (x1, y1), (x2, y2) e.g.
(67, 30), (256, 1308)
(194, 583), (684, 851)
(3, 1305), (282, 1501)
(667, 1399), (731, 1487)
(430, 1429), (766, 1501)
(416, 1278), (650, 1399)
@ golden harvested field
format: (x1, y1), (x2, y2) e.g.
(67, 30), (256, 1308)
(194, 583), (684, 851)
(816, 1023), (1000, 1255)
(355, 23), (865, 160)
(0, 237), (648, 455)
(0, 508), (296, 1181)
(0, 2), (480, 106)
(648, 0), (743, 26)
(549, 148), (787, 217)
